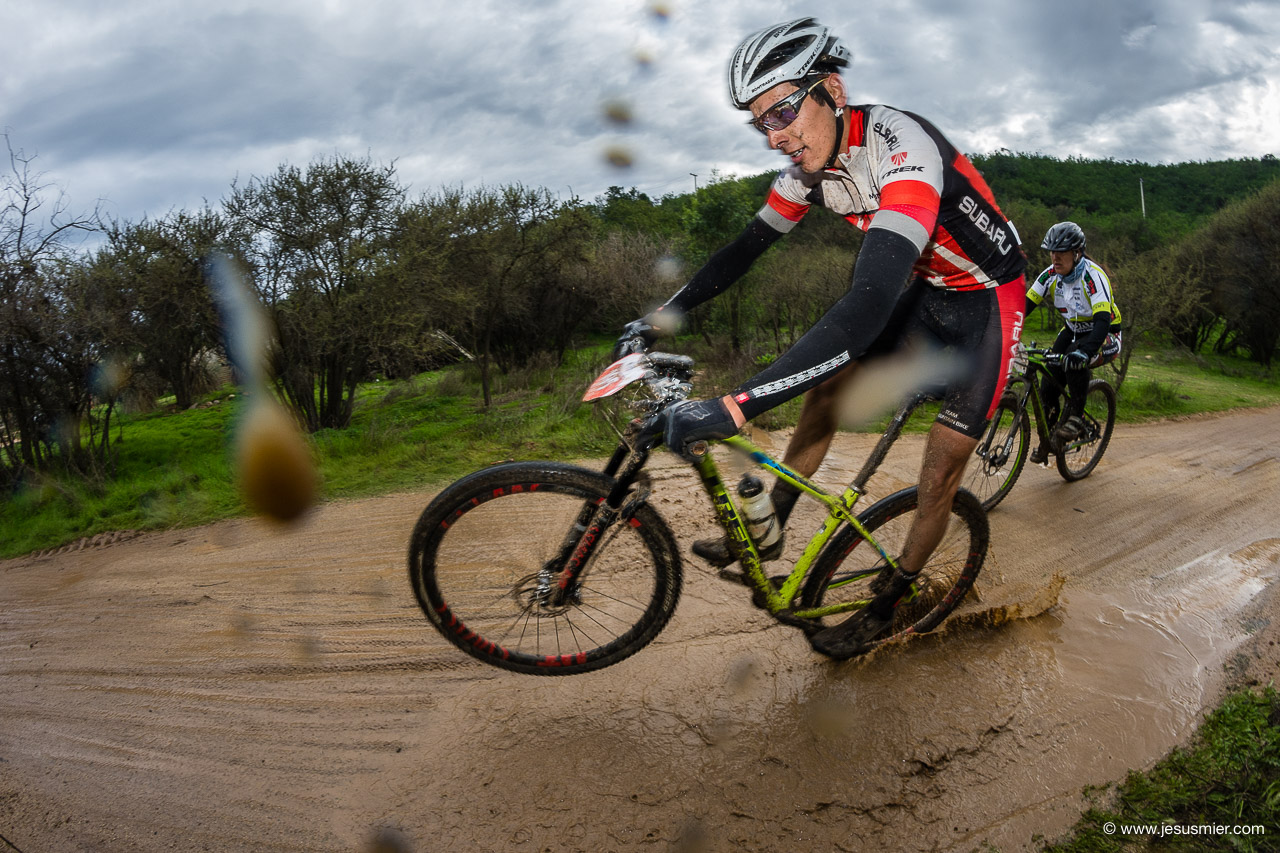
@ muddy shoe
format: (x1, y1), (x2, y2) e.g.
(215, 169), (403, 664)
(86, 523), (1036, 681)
(1054, 415), (1085, 445)
(867, 565), (895, 596)
(809, 608), (895, 659)
(692, 535), (784, 570)
(1029, 444), (1048, 465)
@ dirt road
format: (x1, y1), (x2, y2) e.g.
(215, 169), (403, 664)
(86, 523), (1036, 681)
(3, 406), (1279, 852)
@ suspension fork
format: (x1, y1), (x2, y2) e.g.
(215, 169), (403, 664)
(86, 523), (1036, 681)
(545, 441), (650, 606)
(981, 378), (1027, 462)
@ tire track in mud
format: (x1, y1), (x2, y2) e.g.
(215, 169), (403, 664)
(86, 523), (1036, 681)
(2, 407), (1279, 852)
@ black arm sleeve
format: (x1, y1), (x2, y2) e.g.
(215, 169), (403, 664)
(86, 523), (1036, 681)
(731, 229), (920, 421)
(1025, 296), (1038, 319)
(656, 215), (785, 317)
(1078, 310), (1113, 356)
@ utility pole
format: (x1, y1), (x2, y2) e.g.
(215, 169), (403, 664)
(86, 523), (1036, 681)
(1139, 177), (1146, 219)
(690, 172), (699, 192)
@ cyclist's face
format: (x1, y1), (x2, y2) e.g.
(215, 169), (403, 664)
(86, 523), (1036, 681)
(748, 75), (847, 174)
(1049, 249), (1078, 276)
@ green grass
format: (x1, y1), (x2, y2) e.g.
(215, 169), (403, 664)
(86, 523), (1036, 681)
(1040, 686), (1280, 852)
(1115, 346), (1280, 419)
(0, 347), (622, 559)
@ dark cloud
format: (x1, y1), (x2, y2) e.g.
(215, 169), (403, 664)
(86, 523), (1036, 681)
(2, 0), (1276, 227)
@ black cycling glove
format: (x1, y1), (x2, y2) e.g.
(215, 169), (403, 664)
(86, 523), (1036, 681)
(660, 398), (738, 461)
(611, 319), (662, 361)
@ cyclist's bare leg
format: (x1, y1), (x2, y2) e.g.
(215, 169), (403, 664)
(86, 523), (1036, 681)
(810, 421), (977, 658)
(769, 364), (860, 528)
(897, 422), (978, 575)
(692, 365), (855, 566)
(779, 363), (858, 477)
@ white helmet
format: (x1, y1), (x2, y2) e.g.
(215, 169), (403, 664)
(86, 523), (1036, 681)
(728, 17), (851, 109)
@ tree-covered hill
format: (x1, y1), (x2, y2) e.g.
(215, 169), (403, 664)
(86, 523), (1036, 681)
(969, 151), (1280, 219)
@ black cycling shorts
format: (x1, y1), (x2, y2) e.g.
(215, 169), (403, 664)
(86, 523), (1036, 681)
(865, 276), (1026, 439)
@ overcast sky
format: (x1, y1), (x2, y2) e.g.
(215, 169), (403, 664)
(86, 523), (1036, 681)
(4, 0), (1279, 233)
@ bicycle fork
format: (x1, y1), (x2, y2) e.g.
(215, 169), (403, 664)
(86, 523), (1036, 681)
(977, 402), (1021, 468)
(541, 444), (650, 608)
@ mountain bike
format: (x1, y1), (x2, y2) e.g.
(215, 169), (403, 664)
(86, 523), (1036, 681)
(962, 343), (1117, 510)
(407, 351), (989, 675)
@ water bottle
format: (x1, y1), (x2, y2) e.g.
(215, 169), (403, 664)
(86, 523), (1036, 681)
(737, 474), (780, 549)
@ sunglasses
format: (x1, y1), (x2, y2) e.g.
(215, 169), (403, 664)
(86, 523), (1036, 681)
(749, 76), (829, 134)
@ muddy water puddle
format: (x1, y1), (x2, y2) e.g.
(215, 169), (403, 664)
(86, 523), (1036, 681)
(737, 539), (1280, 850)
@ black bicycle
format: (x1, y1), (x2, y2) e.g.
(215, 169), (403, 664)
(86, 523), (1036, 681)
(962, 343), (1117, 510)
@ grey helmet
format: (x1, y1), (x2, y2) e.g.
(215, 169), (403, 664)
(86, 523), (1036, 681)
(1041, 221), (1086, 252)
(728, 17), (851, 109)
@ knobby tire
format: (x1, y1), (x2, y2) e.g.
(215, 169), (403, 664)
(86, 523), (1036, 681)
(1056, 378), (1116, 481)
(799, 487), (988, 647)
(965, 395), (1028, 511)
(408, 461), (682, 675)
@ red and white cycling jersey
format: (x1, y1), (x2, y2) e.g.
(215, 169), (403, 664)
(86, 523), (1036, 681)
(756, 104), (1026, 290)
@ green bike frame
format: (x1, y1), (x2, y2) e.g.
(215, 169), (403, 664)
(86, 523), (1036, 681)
(693, 435), (901, 623)
(1011, 350), (1067, 448)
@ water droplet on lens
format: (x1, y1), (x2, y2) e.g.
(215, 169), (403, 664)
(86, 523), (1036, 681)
(603, 99), (633, 125)
(604, 146), (634, 168)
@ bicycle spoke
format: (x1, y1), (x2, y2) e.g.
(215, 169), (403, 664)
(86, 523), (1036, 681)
(964, 399), (1027, 511)
(1056, 379), (1116, 481)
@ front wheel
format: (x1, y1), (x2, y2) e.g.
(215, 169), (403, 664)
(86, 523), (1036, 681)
(799, 487), (988, 646)
(965, 395), (1028, 511)
(1056, 379), (1116, 481)
(408, 462), (682, 675)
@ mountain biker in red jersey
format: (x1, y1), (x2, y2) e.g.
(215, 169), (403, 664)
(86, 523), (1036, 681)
(615, 18), (1027, 658)
(1025, 221), (1123, 464)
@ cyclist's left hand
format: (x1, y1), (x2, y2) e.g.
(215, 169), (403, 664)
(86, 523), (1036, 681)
(661, 398), (738, 460)
(1065, 349), (1090, 370)
(611, 318), (661, 361)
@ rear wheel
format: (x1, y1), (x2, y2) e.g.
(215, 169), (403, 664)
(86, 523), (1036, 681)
(965, 397), (1028, 511)
(799, 487), (988, 645)
(408, 462), (682, 675)
(1056, 379), (1116, 481)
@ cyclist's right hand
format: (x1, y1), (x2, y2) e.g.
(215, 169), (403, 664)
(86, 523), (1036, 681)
(611, 318), (661, 361)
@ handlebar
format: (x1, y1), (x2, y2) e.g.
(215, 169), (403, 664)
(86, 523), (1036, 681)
(635, 352), (695, 409)
(1014, 343), (1065, 367)
(645, 351), (694, 378)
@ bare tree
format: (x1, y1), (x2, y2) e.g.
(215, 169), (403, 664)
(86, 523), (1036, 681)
(1112, 248), (1209, 389)
(585, 229), (685, 329)
(95, 208), (232, 409)
(0, 135), (99, 483)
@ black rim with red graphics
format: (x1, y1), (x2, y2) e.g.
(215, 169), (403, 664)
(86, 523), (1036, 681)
(408, 461), (681, 675)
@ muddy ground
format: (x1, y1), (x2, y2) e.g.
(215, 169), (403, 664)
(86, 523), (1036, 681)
(3, 406), (1280, 853)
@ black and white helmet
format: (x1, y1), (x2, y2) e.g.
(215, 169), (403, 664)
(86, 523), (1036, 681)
(728, 17), (851, 109)
(1041, 221), (1086, 252)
